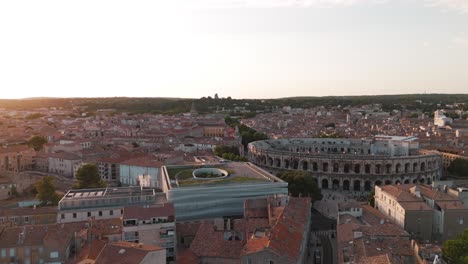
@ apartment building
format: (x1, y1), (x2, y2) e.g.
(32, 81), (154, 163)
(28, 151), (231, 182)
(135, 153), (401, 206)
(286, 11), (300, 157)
(375, 184), (468, 241)
(0, 145), (35, 173)
(57, 187), (166, 223)
(122, 203), (176, 262)
(0, 206), (57, 226)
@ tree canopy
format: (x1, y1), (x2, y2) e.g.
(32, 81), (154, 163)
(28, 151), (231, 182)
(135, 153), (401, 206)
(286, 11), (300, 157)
(239, 124), (268, 148)
(36, 176), (60, 206)
(74, 164), (106, 189)
(442, 228), (468, 264)
(27, 135), (48, 151)
(277, 171), (322, 201)
(448, 158), (468, 178)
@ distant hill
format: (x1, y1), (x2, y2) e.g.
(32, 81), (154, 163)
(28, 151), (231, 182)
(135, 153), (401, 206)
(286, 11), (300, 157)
(0, 94), (466, 114)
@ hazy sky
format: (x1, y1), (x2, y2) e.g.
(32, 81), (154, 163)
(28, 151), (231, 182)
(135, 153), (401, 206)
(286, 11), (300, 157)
(1, 0), (468, 99)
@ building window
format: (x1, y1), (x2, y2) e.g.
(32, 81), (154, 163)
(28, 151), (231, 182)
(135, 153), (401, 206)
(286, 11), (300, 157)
(61, 214), (65, 219)
(73, 213), (77, 218)
(25, 259), (31, 264)
(24, 216), (29, 223)
(9, 248), (15, 257)
(50, 251), (59, 258)
(87, 212), (91, 217)
(459, 217), (464, 225)
(269, 260), (275, 264)
(25, 246), (30, 256)
(110, 210), (113, 216)
(99, 211), (103, 216)
(247, 258), (252, 264)
(1, 249), (6, 257)
(38, 246), (44, 254)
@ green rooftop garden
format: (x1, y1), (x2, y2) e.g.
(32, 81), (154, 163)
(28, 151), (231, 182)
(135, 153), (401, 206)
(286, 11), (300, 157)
(177, 176), (269, 187)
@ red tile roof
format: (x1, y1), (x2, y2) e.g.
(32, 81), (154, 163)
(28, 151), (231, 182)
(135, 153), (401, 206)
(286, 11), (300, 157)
(123, 203), (175, 220)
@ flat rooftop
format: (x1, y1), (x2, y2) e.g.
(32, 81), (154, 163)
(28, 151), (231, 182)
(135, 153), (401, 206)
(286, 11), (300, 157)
(164, 162), (283, 188)
(62, 187), (157, 201)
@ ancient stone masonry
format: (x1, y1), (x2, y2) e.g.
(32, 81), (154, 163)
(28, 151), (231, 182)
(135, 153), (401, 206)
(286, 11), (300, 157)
(248, 137), (442, 192)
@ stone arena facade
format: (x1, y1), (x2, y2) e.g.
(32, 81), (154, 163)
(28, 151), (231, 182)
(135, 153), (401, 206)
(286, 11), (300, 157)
(247, 137), (442, 192)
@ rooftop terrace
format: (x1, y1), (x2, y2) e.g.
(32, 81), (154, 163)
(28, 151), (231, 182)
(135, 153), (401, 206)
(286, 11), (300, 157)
(62, 187), (157, 200)
(163, 162), (282, 189)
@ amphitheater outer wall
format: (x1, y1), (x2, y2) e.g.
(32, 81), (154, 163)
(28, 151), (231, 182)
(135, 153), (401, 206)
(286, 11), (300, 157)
(248, 139), (442, 192)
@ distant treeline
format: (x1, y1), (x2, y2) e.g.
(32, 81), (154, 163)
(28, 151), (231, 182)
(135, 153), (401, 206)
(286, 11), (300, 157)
(1, 94), (467, 114)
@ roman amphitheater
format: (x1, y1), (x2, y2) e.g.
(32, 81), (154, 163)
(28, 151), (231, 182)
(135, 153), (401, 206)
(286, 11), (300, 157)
(248, 136), (442, 192)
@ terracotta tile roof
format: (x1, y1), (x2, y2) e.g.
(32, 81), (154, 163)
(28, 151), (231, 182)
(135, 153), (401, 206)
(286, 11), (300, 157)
(435, 201), (466, 210)
(0, 206), (57, 217)
(120, 157), (164, 168)
(255, 197), (311, 263)
(95, 241), (164, 264)
(176, 247), (200, 264)
(0, 145), (34, 154)
(123, 203), (175, 220)
(189, 221), (245, 259)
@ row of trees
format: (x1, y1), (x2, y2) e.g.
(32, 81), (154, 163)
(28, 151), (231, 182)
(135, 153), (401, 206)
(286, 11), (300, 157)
(448, 158), (468, 178)
(442, 228), (468, 263)
(35, 164), (105, 206)
(276, 171), (322, 201)
(213, 145), (248, 161)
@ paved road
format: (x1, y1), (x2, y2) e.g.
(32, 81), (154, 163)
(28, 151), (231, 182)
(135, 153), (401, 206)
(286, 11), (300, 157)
(319, 234), (333, 264)
(310, 208), (337, 264)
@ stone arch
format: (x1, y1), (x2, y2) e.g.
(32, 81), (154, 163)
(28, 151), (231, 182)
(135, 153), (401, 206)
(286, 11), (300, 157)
(333, 163), (339, 173)
(268, 157), (273, 166)
(420, 162), (426, 172)
(375, 164), (382, 174)
(301, 160), (308, 171)
(375, 180), (382, 186)
(412, 178), (418, 184)
(292, 159), (299, 170)
(395, 180), (401, 185)
(343, 180), (350, 191)
(427, 177), (432, 184)
(395, 163), (401, 173)
(419, 177), (425, 184)
(312, 162), (318, 172)
(364, 181), (372, 191)
(353, 180), (361, 191)
(332, 179), (340, 189)
(365, 164), (371, 174)
(385, 180), (392, 185)
(322, 179), (329, 189)
(354, 164), (361, 174)
(404, 179), (410, 184)
(413, 162), (418, 172)
(275, 158), (281, 168)
(404, 163), (410, 173)
(284, 159), (290, 169)
(344, 164), (350, 173)
(322, 162), (329, 172)
(385, 164), (392, 174)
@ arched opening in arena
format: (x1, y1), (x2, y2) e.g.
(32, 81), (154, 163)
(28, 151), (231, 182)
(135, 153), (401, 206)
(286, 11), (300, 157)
(353, 180), (361, 191)
(343, 180), (350, 191)
(375, 180), (382, 186)
(302, 161), (308, 171)
(332, 179), (340, 189)
(322, 162), (328, 172)
(354, 164), (360, 174)
(365, 164), (371, 174)
(322, 179), (329, 189)
(364, 181), (372, 191)
(395, 163), (401, 173)
(385, 180), (392, 185)
(312, 162), (318, 171)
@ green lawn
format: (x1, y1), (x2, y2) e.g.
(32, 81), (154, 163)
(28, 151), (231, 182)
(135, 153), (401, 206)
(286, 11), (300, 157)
(177, 176), (268, 187)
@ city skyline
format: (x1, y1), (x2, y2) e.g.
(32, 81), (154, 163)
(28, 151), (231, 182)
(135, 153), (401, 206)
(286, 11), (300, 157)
(1, 0), (468, 99)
